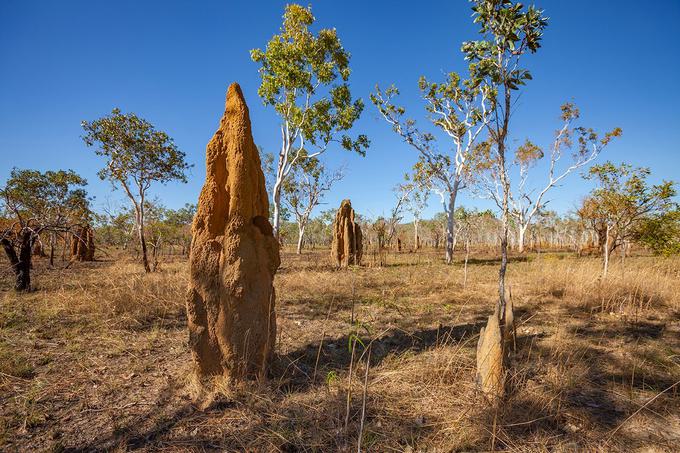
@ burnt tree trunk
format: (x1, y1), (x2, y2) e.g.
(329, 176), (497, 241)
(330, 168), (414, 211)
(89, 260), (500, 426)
(2, 231), (34, 291)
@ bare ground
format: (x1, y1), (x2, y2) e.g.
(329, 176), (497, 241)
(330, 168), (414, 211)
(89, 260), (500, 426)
(0, 250), (678, 452)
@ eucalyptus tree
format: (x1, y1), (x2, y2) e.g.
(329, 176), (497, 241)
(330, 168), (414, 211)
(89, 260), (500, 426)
(251, 3), (368, 238)
(164, 203), (196, 255)
(1, 169), (90, 291)
(386, 183), (413, 248)
(478, 103), (621, 252)
(403, 176), (430, 250)
(371, 69), (491, 263)
(454, 207), (487, 286)
(463, 0), (548, 314)
(95, 206), (136, 250)
(422, 212), (447, 249)
(580, 162), (676, 277)
(281, 156), (344, 254)
(636, 209), (680, 256)
(82, 108), (190, 272)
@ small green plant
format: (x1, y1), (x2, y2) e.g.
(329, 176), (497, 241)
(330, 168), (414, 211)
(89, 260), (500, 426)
(325, 370), (338, 387)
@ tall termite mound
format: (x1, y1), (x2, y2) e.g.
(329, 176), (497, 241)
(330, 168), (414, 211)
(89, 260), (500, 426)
(331, 199), (362, 267)
(71, 225), (95, 261)
(187, 83), (280, 383)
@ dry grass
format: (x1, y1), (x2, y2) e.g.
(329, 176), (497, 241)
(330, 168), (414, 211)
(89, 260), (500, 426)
(0, 249), (678, 451)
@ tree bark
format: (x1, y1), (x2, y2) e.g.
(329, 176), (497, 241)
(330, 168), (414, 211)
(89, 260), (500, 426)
(602, 224), (611, 278)
(414, 218), (420, 250)
(517, 224), (527, 254)
(2, 231), (33, 291)
(139, 224), (151, 273)
(272, 179), (282, 239)
(296, 223), (305, 254)
(49, 232), (55, 267)
(496, 81), (512, 323)
(134, 204), (151, 273)
(445, 190), (457, 265)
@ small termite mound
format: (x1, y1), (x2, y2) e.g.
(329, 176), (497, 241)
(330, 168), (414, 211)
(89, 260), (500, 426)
(476, 306), (505, 401)
(71, 225), (95, 261)
(330, 199), (363, 267)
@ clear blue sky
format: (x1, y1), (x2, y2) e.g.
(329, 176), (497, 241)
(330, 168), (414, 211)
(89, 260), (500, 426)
(1, 0), (679, 221)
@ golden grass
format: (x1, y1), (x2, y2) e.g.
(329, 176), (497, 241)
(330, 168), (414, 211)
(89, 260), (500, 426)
(0, 249), (678, 451)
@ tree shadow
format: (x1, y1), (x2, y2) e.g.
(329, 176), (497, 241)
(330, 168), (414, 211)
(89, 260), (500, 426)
(272, 320), (487, 393)
(71, 321), (489, 452)
(67, 380), (195, 452)
(464, 255), (530, 266)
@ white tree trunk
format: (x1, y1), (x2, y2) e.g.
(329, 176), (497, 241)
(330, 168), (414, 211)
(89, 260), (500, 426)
(272, 182), (282, 238)
(445, 208), (454, 264)
(517, 224), (527, 254)
(445, 189), (458, 265)
(602, 224), (611, 278)
(414, 218), (420, 250)
(296, 223), (305, 255)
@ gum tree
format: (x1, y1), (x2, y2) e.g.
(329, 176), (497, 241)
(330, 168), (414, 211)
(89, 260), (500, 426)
(1, 169), (90, 291)
(82, 108), (190, 273)
(281, 156), (344, 254)
(464, 0), (548, 315)
(636, 209), (680, 256)
(580, 162), (676, 277)
(402, 176), (430, 250)
(251, 3), (368, 238)
(386, 183), (413, 248)
(477, 103), (621, 252)
(371, 71), (491, 264)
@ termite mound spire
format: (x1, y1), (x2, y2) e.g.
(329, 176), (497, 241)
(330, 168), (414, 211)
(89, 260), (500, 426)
(186, 83), (280, 388)
(331, 199), (362, 267)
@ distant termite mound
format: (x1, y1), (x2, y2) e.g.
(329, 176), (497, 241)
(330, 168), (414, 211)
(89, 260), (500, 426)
(331, 199), (362, 267)
(33, 237), (46, 257)
(186, 83), (280, 386)
(71, 225), (95, 261)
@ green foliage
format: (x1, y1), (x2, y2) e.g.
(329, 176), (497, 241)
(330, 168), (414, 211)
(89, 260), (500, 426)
(82, 108), (189, 270)
(94, 209), (135, 247)
(165, 203), (196, 226)
(251, 3), (368, 154)
(318, 209), (336, 226)
(325, 370), (338, 387)
(586, 162), (675, 207)
(581, 162), (677, 252)
(463, 0), (548, 92)
(276, 219), (299, 245)
(282, 155), (342, 222)
(635, 210), (680, 256)
(0, 168), (90, 229)
(514, 139), (543, 167)
(96, 201), (196, 251)
(81, 108), (190, 192)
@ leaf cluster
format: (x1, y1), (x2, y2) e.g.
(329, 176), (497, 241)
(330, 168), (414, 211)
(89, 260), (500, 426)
(81, 108), (190, 191)
(463, 0), (548, 91)
(251, 4), (367, 154)
(1, 168), (91, 230)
